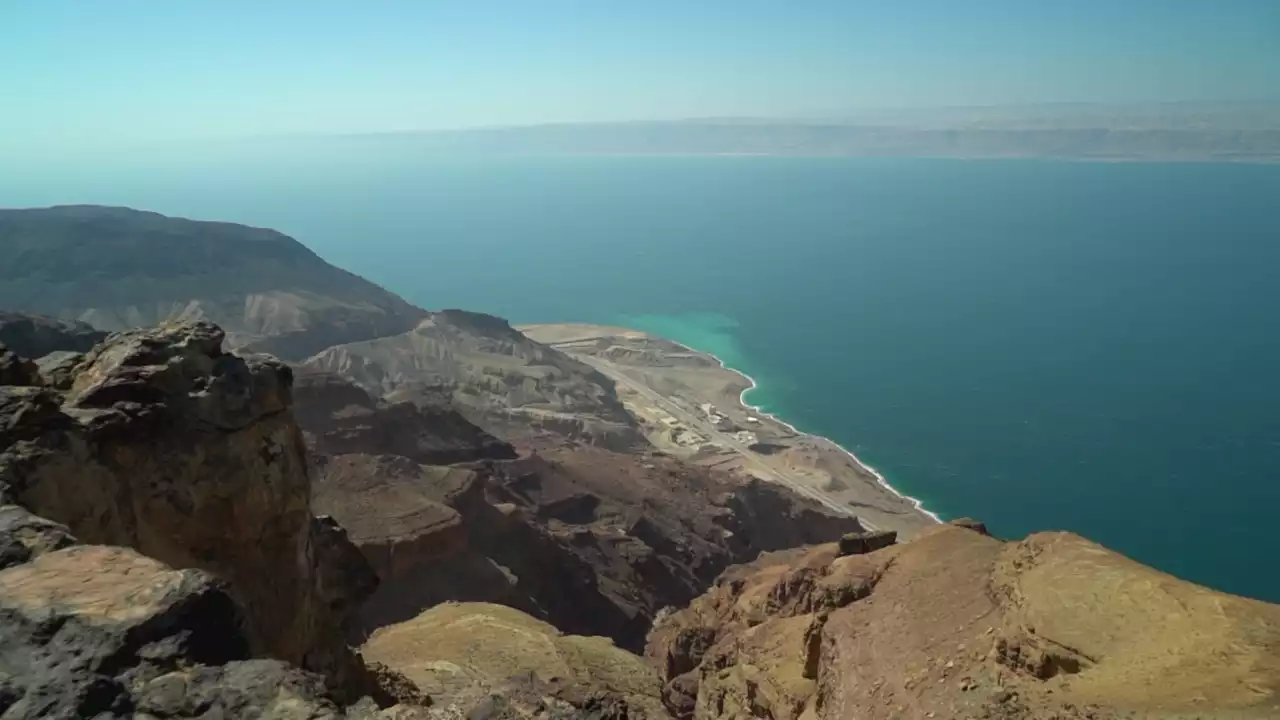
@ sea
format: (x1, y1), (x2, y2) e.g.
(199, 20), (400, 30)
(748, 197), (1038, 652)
(5, 152), (1280, 602)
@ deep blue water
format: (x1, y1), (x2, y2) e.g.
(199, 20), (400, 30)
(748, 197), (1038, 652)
(5, 154), (1280, 601)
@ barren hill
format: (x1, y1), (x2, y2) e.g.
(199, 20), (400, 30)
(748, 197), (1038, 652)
(304, 309), (643, 448)
(0, 205), (426, 359)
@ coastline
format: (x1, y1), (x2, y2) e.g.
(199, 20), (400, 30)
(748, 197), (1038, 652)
(662, 338), (943, 525)
(517, 321), (939, 533)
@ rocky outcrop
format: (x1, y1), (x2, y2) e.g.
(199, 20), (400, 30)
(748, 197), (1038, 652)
(0, 322), (377, 700)
(0, 311), (107, 360)
(362, 602), (671, 719)
(0, 513), (428, 719)
(294, 370), (517, 465)
(647, 524), (1280, 720)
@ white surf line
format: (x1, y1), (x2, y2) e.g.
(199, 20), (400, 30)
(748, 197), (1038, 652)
(575, 352), (861, 520)
(661, 340), (943, 525)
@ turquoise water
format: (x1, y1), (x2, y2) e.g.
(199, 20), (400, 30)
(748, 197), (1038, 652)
(5, 154), (1280, 601)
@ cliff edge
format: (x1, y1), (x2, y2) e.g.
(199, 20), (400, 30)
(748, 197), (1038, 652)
(0, 322), (377, 701)
(646, 522), (1280, 719)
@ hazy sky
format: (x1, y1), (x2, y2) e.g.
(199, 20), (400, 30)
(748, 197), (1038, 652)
(4, 0), (1278, 147)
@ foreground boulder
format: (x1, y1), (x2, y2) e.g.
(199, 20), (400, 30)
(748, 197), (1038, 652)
(0, 322), (378, 700)
(0, 514), (426, 719)
(647, 524), (1280, 719)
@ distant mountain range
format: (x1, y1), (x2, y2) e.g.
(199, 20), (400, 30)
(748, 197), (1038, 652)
(248, 102), (1280, 162)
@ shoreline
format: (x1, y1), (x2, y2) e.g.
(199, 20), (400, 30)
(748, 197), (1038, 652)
(661, 338), (943, 525)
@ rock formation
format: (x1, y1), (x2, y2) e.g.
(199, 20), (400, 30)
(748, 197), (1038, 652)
(0, 505), (427, 719)
(646, 522), (1280, 719)
(0, 321), (376, 700)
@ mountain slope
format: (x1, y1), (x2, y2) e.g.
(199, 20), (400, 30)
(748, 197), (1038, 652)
(1, 207), (639, 446)
(304, 309), (642, 447)
(0, 205), (426, 359)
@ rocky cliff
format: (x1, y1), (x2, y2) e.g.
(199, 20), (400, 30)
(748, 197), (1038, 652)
(645, 521), (1280, 720)
(0, 322), (377, 701)
(1, 319), (704, 718)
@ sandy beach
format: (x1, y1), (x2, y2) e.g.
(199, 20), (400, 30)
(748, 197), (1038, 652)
(520, 323), (938, 537)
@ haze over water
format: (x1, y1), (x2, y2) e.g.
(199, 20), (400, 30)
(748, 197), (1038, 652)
(5, 155), (1280, 601)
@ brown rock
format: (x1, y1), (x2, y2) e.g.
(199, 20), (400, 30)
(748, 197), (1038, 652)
(302, 309), (645, 451)
(648, 524), (1280, 720)
(361, 602), (670, 719)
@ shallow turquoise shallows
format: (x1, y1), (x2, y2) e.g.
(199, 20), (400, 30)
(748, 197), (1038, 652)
(6, 154), (1280, 601)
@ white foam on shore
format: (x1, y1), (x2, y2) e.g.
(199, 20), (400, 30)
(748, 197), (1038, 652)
(668, 339), (943, 524)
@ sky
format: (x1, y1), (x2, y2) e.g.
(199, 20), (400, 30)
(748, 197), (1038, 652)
(3, 0), (1279, 149)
